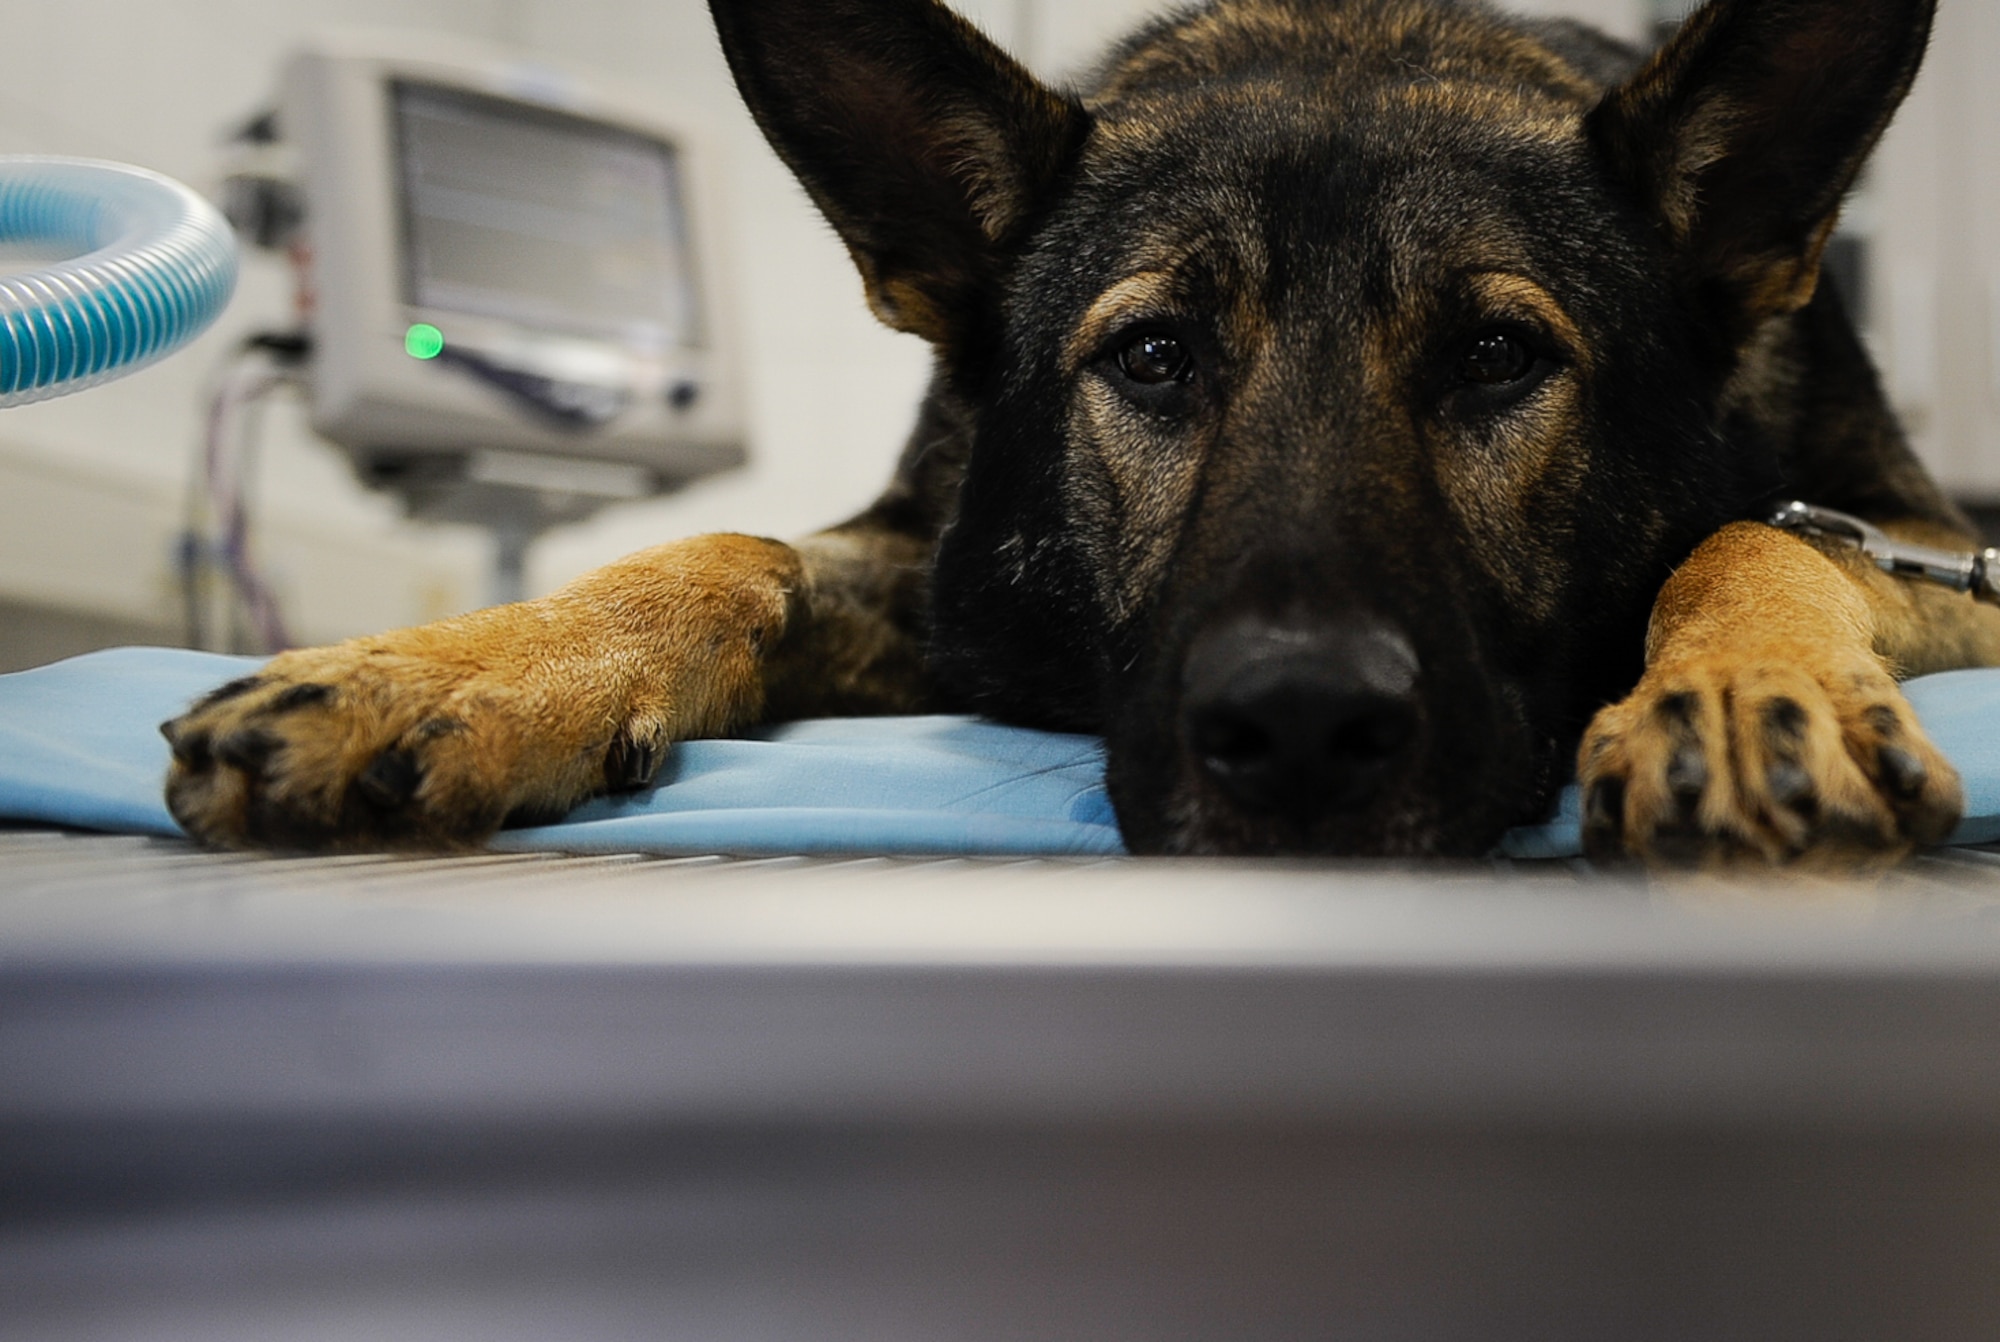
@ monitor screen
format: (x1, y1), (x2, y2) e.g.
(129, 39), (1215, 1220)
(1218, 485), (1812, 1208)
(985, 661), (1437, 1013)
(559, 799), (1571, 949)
(392, 81), (700, 349)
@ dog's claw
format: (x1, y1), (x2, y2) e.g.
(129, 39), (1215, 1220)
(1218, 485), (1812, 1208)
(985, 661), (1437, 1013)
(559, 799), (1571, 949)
(604, 731), (664, 792)
(1581, 776), (1626, 861)
(160, 719), (212, 771)
(1665, 743), (1707, 812)
(267, 682), (335, 714)
(354, 750), (420, 809)
(1878, 744), (1928, 801)
(1766, 759), (1814, 810)
(190, 676), (266, 713)
(215, 729), (280, 774)
(1763, 697), (1808, 740)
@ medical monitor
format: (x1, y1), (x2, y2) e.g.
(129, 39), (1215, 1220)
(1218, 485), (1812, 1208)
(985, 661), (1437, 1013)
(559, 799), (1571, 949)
(282, 35), (744, 489)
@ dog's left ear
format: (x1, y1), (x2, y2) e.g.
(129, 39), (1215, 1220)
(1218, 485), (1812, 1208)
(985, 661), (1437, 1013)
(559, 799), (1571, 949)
(1589, 0), (1934, 338)
(709, 0), (1088, 348)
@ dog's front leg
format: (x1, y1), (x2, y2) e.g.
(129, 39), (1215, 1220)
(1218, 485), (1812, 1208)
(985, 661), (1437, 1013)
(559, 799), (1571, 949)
(1579, 520), (2000, 871)
(161, 526), (926, 851)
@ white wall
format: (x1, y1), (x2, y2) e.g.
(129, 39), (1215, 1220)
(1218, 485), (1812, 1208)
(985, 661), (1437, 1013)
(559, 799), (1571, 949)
(1504, 0), (1644, 43)
(1867, 0), (2000, 499)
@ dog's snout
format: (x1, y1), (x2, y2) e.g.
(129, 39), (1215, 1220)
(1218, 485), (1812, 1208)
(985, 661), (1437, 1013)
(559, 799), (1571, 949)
(1181, 617), (1420, 817)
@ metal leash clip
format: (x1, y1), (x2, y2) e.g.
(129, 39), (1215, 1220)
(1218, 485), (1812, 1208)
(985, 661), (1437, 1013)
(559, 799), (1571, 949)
(1767, 500), (2000, 603)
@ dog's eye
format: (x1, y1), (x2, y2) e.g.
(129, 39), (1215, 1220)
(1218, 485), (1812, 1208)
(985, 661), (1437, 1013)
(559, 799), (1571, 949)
(1459, 330), (1536, 385)
(1118, 333), (1194, 385)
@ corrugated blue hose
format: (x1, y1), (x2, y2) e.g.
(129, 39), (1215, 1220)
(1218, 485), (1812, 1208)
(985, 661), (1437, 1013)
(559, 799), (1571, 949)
(0, 157), (237, 406)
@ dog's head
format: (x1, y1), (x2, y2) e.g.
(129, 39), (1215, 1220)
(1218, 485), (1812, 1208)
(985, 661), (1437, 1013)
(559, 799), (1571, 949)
(710, 0), (1934, 855)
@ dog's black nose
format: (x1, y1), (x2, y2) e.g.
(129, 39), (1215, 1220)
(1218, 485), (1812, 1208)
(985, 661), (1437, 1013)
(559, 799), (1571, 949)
(1181, 617), (1419, 817)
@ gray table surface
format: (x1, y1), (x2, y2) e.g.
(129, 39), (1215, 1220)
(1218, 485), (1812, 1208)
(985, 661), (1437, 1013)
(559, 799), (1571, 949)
(8, 828), (2000, 1340)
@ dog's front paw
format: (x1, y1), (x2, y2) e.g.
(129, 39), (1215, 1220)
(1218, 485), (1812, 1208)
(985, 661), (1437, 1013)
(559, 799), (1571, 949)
(161, 638), (670, 852)
(161, 534), (799, 851)
(1578, 652), (1961, 871)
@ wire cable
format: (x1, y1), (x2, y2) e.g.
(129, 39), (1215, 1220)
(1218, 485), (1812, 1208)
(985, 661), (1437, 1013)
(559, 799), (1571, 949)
(179, 337), (304, 653)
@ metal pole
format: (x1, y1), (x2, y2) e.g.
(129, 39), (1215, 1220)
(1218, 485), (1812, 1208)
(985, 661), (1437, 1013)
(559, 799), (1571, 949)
(491, 523), (530, 608)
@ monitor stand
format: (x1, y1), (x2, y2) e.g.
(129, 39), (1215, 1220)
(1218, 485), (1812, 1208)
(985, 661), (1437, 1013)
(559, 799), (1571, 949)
(354, 446), (664, 606)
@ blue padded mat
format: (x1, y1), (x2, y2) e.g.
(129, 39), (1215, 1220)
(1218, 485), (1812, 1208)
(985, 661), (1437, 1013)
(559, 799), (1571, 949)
(4, 646), (2000, 858)
(0, 648), (1121, 857)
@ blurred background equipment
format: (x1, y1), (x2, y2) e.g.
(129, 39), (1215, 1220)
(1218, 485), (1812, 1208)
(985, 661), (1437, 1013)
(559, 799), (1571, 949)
(178, 331), (307, 653)
(224, 33), (746, 610)
(0, 156), (257, 653)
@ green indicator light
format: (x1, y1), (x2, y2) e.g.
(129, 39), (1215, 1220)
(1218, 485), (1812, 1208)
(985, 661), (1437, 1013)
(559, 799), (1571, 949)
(405, 323), (445, 360)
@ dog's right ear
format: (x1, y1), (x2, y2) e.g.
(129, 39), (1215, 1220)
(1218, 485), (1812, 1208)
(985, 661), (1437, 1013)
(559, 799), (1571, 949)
(709, 0), (1088, 348)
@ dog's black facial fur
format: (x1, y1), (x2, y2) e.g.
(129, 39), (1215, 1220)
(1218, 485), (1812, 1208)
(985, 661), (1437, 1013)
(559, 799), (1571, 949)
(937, 37), (1728, 852)
(712, 0), (1940, 856)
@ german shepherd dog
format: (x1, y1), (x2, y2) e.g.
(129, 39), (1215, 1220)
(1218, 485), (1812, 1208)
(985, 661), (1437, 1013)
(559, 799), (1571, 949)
(161, 0), (2000, 868)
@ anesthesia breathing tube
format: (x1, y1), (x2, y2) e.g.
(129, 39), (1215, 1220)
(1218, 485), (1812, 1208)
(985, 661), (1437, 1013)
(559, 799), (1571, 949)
(0, 157), (237, 406)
